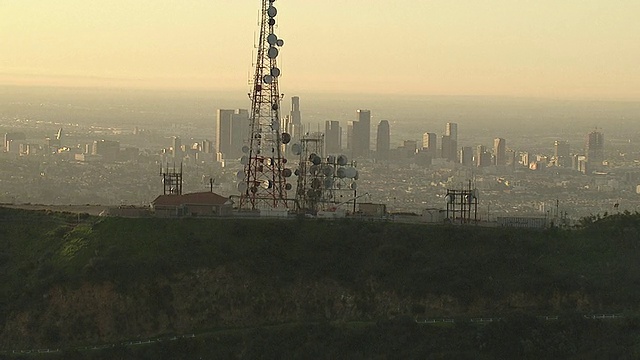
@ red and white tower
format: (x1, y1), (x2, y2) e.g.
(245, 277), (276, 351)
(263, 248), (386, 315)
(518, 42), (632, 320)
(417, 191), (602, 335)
(238, 0), (292, 209)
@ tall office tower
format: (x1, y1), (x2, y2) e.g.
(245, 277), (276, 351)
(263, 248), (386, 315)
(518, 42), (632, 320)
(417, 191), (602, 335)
(171, 136), (182, 157)
(376, 120), (390, 161)
(324, 120), (342, 154)
(586, 130), (604, 165)
(441, 135), (457, 162)
(460, 146), (473, 165)
(493, 138), (506, 166)
(216, 109), (249, 160)
(506, 149), (516, 168)
(554, 140), (570, 167)
(422, 132), (437, 152)
(443, 122), (458, 162)
(287, 96), (303, 141)
(239, 0), (290, 209)
(216, 109), (234, 158)
(231, 109), (249, 157)
(348, 109), (371, 158)
(475, 145), (488, 167)
(446, 122), (458, 142)
(441, 135), (452, 159)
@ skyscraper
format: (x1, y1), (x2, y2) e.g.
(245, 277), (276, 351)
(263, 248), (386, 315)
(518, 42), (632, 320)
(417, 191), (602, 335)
(348, 109), (371, 158)
(376, 120), (390, 161)
(554, 140), (570, 167)
(216, 109), (249, 160)
(442, 123), (458, 162)
(446, 122), (458, 142)
(422, 132), (436, 151)
(287, 96), (302, 141)
(324, 120), (342, 154)
(493, 138), (506, 166)
(586, 130), (604, 165)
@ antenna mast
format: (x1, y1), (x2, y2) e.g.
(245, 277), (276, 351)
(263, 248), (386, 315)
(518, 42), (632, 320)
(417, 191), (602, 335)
(239, 0), (292, 209)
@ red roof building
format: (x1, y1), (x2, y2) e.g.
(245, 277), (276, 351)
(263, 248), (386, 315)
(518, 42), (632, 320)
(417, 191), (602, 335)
(152, 192), (232, 217)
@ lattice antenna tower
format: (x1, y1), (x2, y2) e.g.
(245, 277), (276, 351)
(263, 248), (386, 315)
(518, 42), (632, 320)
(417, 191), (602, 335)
(239, 0), (292, 209)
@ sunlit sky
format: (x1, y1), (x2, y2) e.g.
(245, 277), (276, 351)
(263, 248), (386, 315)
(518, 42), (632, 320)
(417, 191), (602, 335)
(1, 0), (639, 99)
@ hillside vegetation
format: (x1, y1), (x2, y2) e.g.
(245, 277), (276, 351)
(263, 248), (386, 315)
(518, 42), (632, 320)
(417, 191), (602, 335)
(1, 207), (640, 358)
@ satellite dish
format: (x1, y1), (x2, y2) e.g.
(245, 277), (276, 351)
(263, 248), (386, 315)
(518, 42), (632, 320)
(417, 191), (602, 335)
(327, 155), (336, 164)
(324, 178), (333, 189)
(311, 178), (322, 189)
(350, 182), (358, 190)
(272, 103), (279, 110)
(312, 155), (321, 165)
(271, 67), (281, 77)
(268, 47), (279, 59)
(236, 170), (245, 180)
(309, 165), (319, 176)
(262, 180), (272, 189)
(281, 132), (291, 144)
(337, 155), (348, 166)
(267, 34), (278, 45)
(250, 186), (258, 194)
(267, 6), (277, 17)
(291, 143), (301, 155)
(268, 18), (275, 26)
(282, 168), (292, 177)
(237, 182), (247, 193)
(263, 75), (273, 84)
(322, 165), (333, 176)
(276, 39), (284, 47)
(354, 170), (359, 180)
(337, 167), (346, 178)
(294, 168), (300, 176)
(271, 120), (280, 131)
(345, 167), (357, 179)
(242, 145), (250, 154)
(285, 183), (292, 190)
(240, 155), (249, 165)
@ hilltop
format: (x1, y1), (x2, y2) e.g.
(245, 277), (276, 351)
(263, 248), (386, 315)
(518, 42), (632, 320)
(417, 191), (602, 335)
(1, 207), (640, 358)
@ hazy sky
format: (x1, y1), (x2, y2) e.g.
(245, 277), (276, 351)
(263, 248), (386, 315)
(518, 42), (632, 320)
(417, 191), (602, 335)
(1, 0), (639, 99)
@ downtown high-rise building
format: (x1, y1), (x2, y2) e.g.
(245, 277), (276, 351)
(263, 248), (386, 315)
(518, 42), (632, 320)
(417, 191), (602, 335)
(287, 96), (303, 142)
(586, 130), (604, 165)
(493, 138), (506, 166)
(376, 120), (390, 161)
(460, 146), (474, 166)
(441, 123), (458, 162)
(422, 132), (436, 151)
(554, 140), (570, 167)
(324, 120), (342, 154)
(216, 109), (249, 160)
(347, 109), (371, 158)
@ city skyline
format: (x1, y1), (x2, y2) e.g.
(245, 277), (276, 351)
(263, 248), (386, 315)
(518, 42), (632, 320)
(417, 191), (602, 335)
(2, 1), (640, 100)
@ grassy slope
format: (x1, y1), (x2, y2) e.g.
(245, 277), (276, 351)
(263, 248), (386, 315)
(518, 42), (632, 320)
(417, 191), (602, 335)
(2, 207), (640, 357)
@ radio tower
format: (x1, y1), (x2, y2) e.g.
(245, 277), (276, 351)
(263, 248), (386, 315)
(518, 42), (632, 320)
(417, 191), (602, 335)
(239, 0), (292, 209)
